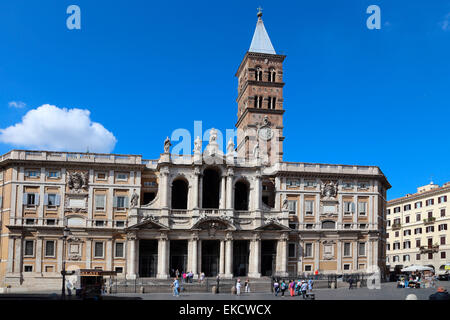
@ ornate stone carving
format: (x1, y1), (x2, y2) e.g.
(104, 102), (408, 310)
(227, 167), (234, 176)
(280, 232), (289, 241)
(226, 138), (235, 155)
(264, 216), (280, 225)
(130, 189), (139, 208)
(159, 232), (168, 241)
(320, 180), (338, 199)
(126, 233), (137, 241)
(67, 171), (89, 193)
(142, 213), (159, 222)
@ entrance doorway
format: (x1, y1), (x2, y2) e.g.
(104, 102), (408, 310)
(169, 240), (188, 277)
(201, 240), (220, 276)
(261, 240), (277, 276)
(139, 240), (158, 277)
(233, 240), (249, 276)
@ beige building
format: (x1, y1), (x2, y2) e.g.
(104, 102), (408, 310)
(0, 12), (390, 291)
(386, 182), (450, 274)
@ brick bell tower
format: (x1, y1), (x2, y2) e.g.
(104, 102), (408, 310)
(235, 9), (286, 165)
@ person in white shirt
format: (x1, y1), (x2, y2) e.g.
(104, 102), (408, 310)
(236, 278), (241, 295)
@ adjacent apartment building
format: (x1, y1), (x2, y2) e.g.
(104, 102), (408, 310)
(386, 182), (450, 274)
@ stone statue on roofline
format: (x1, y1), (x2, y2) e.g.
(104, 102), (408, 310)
(193, 136), (202, 154)
(164, 137), (171, 153)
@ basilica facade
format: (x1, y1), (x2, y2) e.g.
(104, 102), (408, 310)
(0, 12), (390, 290)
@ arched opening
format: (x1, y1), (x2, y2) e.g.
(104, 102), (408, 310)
(171, 178), (188, 209)
(234, 180), (249, 211)
(202, 168), (220, 209)
(322, 220), (336, 229)
(262, 179), (275, 208)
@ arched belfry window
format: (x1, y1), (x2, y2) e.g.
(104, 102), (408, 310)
(269, 69), (276, 82)
(254, 96), (263, 108)
(256, 67), (262, 81)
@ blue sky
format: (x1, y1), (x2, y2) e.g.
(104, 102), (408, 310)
(0, 0), (449, 200)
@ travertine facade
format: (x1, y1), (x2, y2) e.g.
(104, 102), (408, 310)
(386, 182), (450, 274)
(0, 12), (390, 290)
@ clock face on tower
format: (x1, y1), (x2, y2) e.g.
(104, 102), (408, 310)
(258, 126), (273, 141)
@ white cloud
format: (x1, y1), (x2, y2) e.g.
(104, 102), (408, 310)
(8, 101), (26, 108)
(0, 104), (117, 153)
(439, 13), (450, 31)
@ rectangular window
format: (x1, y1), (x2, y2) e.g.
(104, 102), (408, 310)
(24, 265), (33, 272)
(45, 266), (54, 273)
(441, 209), (446, 217)
(45, 240), (55, 257)
(416, 214), (421, 222)
(286, 179), (300, 187)
(343, 264), (351, 271)
(438, 224), (448, 231)
(428, 211), (433, 218)
(95, 194), (106, 211)
(426, 199), (434, 206)
(441, 236), (446, 245)
(441, 252), (446, 259)
(95, 220), (104, 227)
(46, 193), (59, 207)
(404, 204), (411, 211)
(47, 171), (60, 178)
(358, 182), (369, 189)
(438, 195), (447, 203)
(404, 229), (411, 236)
(115, 267), (123, 274)
(405, 216), (410, 224)
(358, 242), (366, 256)
(96, 172), (107, 180)
(343, 181), (353, 189)
(426, 226), (435, 233)
(115, 242), (124, 258)
(394, 207), (401, 213)
(416, 239), (421, 247)
(25, 170), (39, 178)
(94, 242), (104, 258)
(304, 243), (313, 257)
(344, 202), (354, 215)
(287, 200), (297, 215)
(288, 243), (296, 258)
(304, 265), (312, 272)
(343, 243), (351, 257)
(46, 219), (56, 225)
(416, 254), (421, 260)
(24, 240), (34, 256)
(25, 219), (35, 225)
(116, 173), (128, 181)
(344, 224), (352, 229)
(428, 253), (433, 259)
(415, 201), (422, 209)
(116, 221), (125, 228)
(305, 200), (314, 215)
(114, 196), (128, 209)
(415, 228), (422, 235)
(387, 209), (390, 215)
(305, 180), (316, 188)
(358, 202), (367, 216)
(25, 193), (37, 206)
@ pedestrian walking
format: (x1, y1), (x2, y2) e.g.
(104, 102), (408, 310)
(66, 279), (73, 298)
(308, 278), (314, 292)
(273, 280), (280, 296)
(236, 278), (241, 295)
(300, 281), (308, 299)
(172, 278), (180, 296)
(348, 277), (354, 290)
(289, 280), (295, 296)
(216, 274), (220, 293)
(199, 272), (205, 283)
(244, 278), (250, 293)
(280, 280), (287, 296)
(175, 269), (180, 278)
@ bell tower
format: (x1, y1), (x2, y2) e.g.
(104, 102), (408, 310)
(235, 9), (286, 165)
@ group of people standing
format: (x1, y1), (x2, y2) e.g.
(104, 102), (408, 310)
(273, 279), (314, 298)
(235, 278), (251, 295)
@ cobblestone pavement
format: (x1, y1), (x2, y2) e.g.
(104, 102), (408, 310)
(108, 281), (450, 300)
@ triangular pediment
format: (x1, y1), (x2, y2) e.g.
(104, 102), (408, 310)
(126, 218), (169, 231)
(256, 220), (290, 231)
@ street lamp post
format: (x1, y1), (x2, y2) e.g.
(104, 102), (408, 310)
(61, 226), (70, 300)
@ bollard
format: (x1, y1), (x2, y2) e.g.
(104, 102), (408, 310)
(211, 286), (217, 294)
(331, 282), (335, 289)
(140, 286), (145, 294)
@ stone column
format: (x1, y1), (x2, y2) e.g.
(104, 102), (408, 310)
(248, 233), (261, 278)
(192, 167), (200, 209)
(353, 195), (358, 227)
(157, 233), (169, 279)
(219, 240), (225, 276)
(219, 175), (226, 209)
(126, 234), (137, 279)
(190, 233), (199, 276)
(274, 176), (281, 210)
(160, 167), (170, 208)
(314, 240), (320, 273)
(276, 233), (288, 277)
(7, 237), (15, 273)
(368, 240), (373, 270)
(224, 233), (233, 278)
(226, 168), (234, 210)
(36, 237), (43, 274)
(337, 241), (342, 273)
(13, 237), (22, 273)
(254, 172), (262, 211)
(57, 239), (63, 272)
(106, 240), (112, 271)
(198, 174), (203, 209)
(85, 238), (92, 269)
(353, 241), (358, 272)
